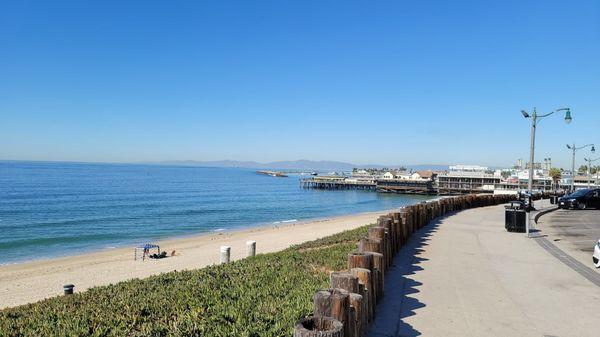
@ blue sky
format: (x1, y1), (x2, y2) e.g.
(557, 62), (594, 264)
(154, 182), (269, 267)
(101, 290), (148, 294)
(1, 1), (599, 168)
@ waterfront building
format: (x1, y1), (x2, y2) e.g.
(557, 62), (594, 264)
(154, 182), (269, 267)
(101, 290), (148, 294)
(438, 165), (501, 194)
(411, 170), (435, 181)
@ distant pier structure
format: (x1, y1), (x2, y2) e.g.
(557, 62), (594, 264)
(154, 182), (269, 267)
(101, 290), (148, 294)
(376, 179), (437, 195)
(300, 176), (376, 190)
(300, 175), (436, 194)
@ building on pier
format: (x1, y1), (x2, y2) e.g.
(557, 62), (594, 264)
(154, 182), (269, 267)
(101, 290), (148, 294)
(375, 178), (437, 195)
(437, 168), (501, 195)
(300, 176), (376, 190)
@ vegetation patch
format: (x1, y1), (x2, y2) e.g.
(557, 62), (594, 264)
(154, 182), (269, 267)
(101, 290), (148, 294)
(0, 225), (370, 337)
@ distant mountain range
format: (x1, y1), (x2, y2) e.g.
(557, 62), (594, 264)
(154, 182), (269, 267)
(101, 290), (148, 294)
(156, 160), (449, 172)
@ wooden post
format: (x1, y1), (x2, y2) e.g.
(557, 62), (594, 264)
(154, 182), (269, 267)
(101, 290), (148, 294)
(348, 252), (374, 325)
(349, 293), (364, 337)
(384, 230), (392, 267)
(313, 290), (332, 318)
(392, 214), (401, 252)
(350, 268), (374, 322)
(377, 216), (395, 255)
(400, 208), (410, 246)
(314, 288), (353, 337)
(348, 252), (373, 271)
(367, 227), (389, 267)
(357, 283), (366, 335)
(293, 316), (343, 337)
(367, 252), (384, 302)
(358, 237), (383, 257)
(246, 240), (256, 257)
(220, 246), (230, 264)
(330, 272), (364, 337)
(330, 272), (359, 294)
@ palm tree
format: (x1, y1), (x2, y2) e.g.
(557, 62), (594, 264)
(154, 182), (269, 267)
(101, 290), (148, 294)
(549, 168), (562, 190)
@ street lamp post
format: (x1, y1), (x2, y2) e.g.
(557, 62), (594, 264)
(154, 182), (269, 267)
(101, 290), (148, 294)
(584, 156), (600, 188)
(566, 143), (595, 192)
(521, 107), (572, 237)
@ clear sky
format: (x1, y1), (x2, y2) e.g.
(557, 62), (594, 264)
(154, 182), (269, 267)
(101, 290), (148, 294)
(1, 1), (599, 168)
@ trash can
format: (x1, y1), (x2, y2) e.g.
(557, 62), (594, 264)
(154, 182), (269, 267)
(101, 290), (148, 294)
(63, 284), (75, 295)
(550, 195), (559, 204)
(505, 201), (526, 233)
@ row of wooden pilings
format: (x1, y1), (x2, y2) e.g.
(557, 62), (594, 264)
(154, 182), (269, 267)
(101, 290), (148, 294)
(292, 193), (523, 337)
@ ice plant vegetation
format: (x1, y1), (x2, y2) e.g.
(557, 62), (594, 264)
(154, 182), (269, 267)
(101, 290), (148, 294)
(0, 226), (369, 337)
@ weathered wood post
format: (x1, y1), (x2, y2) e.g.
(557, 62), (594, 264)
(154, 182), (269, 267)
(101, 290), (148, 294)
(367, 252), (384, 301)
(330, 272), (359, 293)
(220, 246), (230, 264)
(348, 252), (374, 323)
(378, 216), (396, 259)
(367, 227), (389, 268)
(350, 267), (374, 322)
(357, 237), (384, 302)
(246, 240), (256, 257)
(399, 208), (409, 246)
(293, 316), (343, 337)
(330, 272), (363, 337)
(313, 289), (332, 318)
(349, 293), (364, 337)
(314, 288), (353, 337)
(392, 213), (401, 252)
(358, 237), (383, 257)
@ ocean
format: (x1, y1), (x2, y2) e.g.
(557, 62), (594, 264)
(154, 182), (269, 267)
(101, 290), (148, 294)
(0, 161), (433, 264)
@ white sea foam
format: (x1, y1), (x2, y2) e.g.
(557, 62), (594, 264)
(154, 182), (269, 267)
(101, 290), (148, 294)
(274, 219), (298, 224)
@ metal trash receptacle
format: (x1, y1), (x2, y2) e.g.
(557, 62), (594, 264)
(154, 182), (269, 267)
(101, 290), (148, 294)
(505, 201), (526, 233)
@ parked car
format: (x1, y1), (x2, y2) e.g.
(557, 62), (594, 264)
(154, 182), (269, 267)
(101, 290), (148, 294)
(594, 239), (600, 268)
(558, 188), (600, 210)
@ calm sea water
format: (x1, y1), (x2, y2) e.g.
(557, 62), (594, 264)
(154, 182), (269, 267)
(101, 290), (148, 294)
(0, 161), (433, 264)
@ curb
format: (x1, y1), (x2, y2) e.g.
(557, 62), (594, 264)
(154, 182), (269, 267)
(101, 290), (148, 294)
(534, 206), (559, 224)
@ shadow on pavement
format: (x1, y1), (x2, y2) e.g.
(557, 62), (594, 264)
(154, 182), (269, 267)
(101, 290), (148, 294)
(368, 217), (443, 337)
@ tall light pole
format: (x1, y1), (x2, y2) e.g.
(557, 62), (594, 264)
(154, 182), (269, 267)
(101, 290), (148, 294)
(566, 143), (595, 192)
(584, 156), (600, 188)
(521, 107), (572, 237)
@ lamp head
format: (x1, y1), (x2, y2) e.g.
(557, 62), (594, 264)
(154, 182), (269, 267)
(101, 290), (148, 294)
(567, 144), (572, 150)
(521, 110), (530, 118)
(564, 109), (572, 124)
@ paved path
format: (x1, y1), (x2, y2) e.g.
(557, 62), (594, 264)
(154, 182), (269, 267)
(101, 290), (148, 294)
(368, 204), (600, 337)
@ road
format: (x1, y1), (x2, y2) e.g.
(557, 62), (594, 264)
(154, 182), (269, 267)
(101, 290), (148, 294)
(540, 209), (600, 254)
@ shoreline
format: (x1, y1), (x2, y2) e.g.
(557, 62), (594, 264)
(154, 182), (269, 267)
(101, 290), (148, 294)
(0, 208), (394, 309)
(0, 208), (387, 267)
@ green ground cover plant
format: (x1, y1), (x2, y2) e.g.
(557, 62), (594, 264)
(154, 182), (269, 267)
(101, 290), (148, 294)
(0, 225), (369, 337)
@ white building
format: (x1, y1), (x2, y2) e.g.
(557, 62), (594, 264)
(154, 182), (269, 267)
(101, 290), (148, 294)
(381, 172), (395, 180)
(449, 165), (488, 172)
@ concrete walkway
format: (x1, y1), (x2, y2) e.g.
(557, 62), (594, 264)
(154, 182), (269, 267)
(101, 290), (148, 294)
(368, 204), (600, 337)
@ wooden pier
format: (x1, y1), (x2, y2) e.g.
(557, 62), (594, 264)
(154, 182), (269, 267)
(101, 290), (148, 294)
(300, 176), (437, 194)
(300, 177), (376, 190)
(376, 179), (437, 195)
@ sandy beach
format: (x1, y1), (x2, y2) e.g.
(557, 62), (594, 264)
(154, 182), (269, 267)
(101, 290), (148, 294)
(0, 210), (389, 309)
